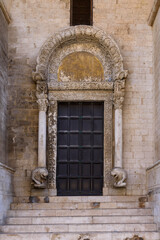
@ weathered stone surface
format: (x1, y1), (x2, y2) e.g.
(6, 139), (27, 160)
(0, 7), (8, 165)
(0, 163), (14, 224)
(6, 0), (154, 198)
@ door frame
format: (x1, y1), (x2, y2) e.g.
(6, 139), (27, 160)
(47, 90), (113, 196)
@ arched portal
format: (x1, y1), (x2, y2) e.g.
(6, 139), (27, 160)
(32, 26), (128, 196)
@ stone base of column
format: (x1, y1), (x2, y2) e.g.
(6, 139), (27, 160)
(48, 189), (57, 196)
(30, 188), (57, 197)
(103, 187), (126, 196)
(30, 188), (49, 197)
(103, 187), (109, 195)
(108, 187), (126, 196)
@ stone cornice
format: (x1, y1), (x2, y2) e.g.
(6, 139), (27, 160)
(0, 0), (11, 24)
(148, 0), (160, 26)
(0, 162), (15, 173)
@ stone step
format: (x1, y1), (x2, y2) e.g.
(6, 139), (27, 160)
(0, 232), (159, 240)
(10, 201), (150, 210)
(0, 223), (157, 233)
(13, 196), (142, 203)
(6, 215), (154, 225)
(7, 208), (153, 217)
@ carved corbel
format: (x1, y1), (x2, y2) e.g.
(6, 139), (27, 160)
(115, 70), (128, 81)
(32, 167), (48, 189)
(111, 167), (127, 187)
(32, 71), (45, 82)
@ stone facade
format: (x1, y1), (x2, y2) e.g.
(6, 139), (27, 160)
(0, 1), (14, 225)
(0, 163), (14, 224)
(147, 2), (160, 229)
(0, 0), (160, 236)
(153, 6), (160, 163)
(147, 161), (160, 228)
(0, 4), (8, 165)
(7, 0), (154, 198)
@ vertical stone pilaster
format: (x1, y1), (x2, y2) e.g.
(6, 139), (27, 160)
(111, 78), (127, 188)
(37, 98), (48, 168)
(31, 73), (49, 189)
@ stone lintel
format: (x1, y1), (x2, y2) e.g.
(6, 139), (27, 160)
(48, 82), (114, 91)
(0, 0), (11, 24)
(148, 0), (160, 26)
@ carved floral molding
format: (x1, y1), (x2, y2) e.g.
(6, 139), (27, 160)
(33, 25), (128, 83)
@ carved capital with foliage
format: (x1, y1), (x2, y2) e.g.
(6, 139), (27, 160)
(36, 81), (48, 99)
(113, 79), (126, 110)
(37, 98), (48, 112)
(32, 71), (45, 82)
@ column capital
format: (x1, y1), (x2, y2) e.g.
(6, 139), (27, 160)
(35, 80), (48, 112)
(37, 98), (48, 112)
(113, 79), (126, 110)
(36, 81), (48, 99)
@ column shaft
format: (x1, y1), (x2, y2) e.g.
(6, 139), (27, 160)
(38, 110), (46, 168)
(114, 108), (122, 168)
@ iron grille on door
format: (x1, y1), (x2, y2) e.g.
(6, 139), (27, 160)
(57, 102), (104, 196)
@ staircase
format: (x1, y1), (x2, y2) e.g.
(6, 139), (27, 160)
(0, 196), (159, 240)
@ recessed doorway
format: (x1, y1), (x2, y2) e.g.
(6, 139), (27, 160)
(57, 102), (104, 196)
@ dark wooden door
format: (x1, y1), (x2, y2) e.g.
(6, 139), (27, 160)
(57, 102), (104, 196)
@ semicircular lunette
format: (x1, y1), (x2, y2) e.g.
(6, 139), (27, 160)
(58, 51), (104, 82)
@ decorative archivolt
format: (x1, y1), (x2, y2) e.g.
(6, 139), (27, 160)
(31, 26), (128, 191)
(33, 25), (128, 83)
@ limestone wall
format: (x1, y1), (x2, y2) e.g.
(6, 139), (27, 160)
(147, 161), (160, 228)
(0, 1), (14, 224)
(153, 7), (160, 163)
(0, 163), (14, 224)
(147, 2), (160, 229)
(8, 0), (154, 197)
(0, 6), (8, 165)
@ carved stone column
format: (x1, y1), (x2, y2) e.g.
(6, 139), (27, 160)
(111, 78), (127, 188)
(37, 98), (48, 168)
(31, 73), (48, 189)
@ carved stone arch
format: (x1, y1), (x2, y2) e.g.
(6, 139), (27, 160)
(33, 26), (127, 82)
(32, 26), (128, 194)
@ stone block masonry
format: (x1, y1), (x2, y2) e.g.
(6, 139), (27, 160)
(0, 6), (8, 165)
(7, 0), (154, 197)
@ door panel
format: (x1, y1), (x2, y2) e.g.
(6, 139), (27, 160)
(57, 102), (104, 196)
